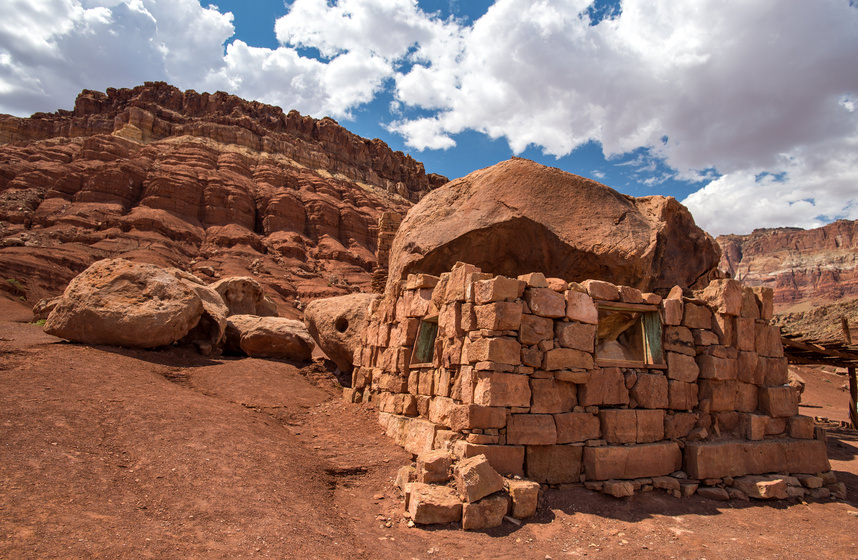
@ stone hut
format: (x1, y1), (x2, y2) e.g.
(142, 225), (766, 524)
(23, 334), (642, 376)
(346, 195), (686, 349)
(348, 264), (830, 486)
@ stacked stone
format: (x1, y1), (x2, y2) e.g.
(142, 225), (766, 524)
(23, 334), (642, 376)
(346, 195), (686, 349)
(370, 211), (402, 293)
(352, 262), (834, 496)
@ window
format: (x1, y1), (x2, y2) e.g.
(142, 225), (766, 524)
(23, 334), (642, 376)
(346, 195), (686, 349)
(595, 302), (664, 368)
(410, 316), (438, 366)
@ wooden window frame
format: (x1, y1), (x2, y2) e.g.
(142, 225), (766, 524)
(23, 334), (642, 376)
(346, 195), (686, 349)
(594, 302), (666, 369)
(410, 316), (439, 368)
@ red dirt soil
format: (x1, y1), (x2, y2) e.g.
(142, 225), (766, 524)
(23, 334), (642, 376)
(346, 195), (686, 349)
(1, 297), (857, 559)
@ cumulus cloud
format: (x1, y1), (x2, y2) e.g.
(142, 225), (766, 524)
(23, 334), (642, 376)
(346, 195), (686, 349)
(0, 0), (856, 235)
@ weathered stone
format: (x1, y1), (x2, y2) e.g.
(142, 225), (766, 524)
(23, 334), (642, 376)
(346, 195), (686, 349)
(735, 382), (759, 413)
(696, 487), (730, 501)
(210, 276), (278, 317)
(668, 380), (698, 410)
(694, 329), (721, 346)
(683, 303), (712, 329)
(555, 412), (601, 443)
(565, 290), (598, 324)
(543, 348), (594, 370)
(555, 321), (596, 352)
(583, 279), (619, 301)
(735, 317), (756, 351)
(698, 380), (737, 412)
(737, 351), (760, 384)
(519, 314), (554, 345)
(406, 273), (440, 290)
(796, 474), (823, 489)
(467, 337), (521, 365)
(757, 357), (788, 386)
(518, 272), (548, 288)
(417, 450), (454, 483)
(525, 287), (566, 318)
(462, 493), (508, 530)
(664, 412), (697, 439)
(583, 442), (682, 480)
(603, 480), (635, 498)
(453, 442), (525, 477)
(554, 369), (591, 384)
(408, 483), (463, 525)
(600, 409), (664, 444)
(759, 386), (798, 418)
(473, 371), (531, 407)
(526, 444), (583, 484)
(684, 439), (830, 479)
(304, 293), (375, 373)
(698, 279), (743, 316)
(631, 373), (669, 409)
(474, 276), (524, 304)
(667, 353), (699, 383)
(507, 414), (557, 445)
(395, 465), (416, 493)
(382, 414), (437, 455)
(506, 479), (540, 518)
(664, 326), (695, 356)
(474, 301), (523, 331)
(789, 415), (815, 439)
(752, 287), (774, 320)
(521, 346), (544, 368)
(578, 368), (629, 406)
(454, 454), (505, 502)
(733, 476), (788, 500)
(765, 417), (788, 435)
(530, 378), (577, 413)
(755, 322), (784, 358)
(697, 354), (737, 380)
(662, 298), (683, 326)
(225, 315), (315, 361)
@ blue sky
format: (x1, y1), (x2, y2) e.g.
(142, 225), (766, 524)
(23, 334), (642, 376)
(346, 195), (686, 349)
(1, 0), (857, 235)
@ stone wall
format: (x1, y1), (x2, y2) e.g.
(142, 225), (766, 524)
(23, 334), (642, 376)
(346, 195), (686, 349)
(349, 262), (831, 487)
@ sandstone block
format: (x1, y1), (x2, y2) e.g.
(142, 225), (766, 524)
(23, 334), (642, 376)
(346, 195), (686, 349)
(696, 487), (729, 500)
(530, 378), (577, 413)
(544, 348), (594, 370)
(467, 337), (521, 365)
(635, 409), (666, 443)
(582, 279), (619, 301)
(603, 480), (635, 498)
(454, 454), (506, 502)
(565, 290), (598, 324)
(697, 354), (737, 380)
(741, 413), (767, 440)
(736, 317), (756, 351)
(417, 450), (454, 483)
(699, 279), (743, 316)
(555, 369), (591, 384)
(526, 444), (583, 484)
(521, 346), (544, 367)
(600, 409), (664, 443)
(408, 483), (462, 525)
(664, 326), (695, 356)
(698, 380), (737, 412)
(453, 442), (525, 477)
(474, 276), (523, 304)
(668, 380), (698, 410)
(578, 368), (629, 406)
(383, 414), (437, 455)
(474, 301), (522, 331)
(740, 287), (761, 319)
(555, 321), (596, 352)
(583, 442), (682, 480)
(462, 493), (508, 530)
(662, 298), (683, 326)
(755, 322), (784, 358)
(507, 414), (557, 445)
(752, 287), (774, 320)
(664, 412), (697, 439)
(735, 382), (759, 413)
(652, 476), (681, 493)
(759, 386), (798, 418)
(765, 417), (787, 435)
(406, 273), (440, 290)
(789, 415), (815, 439)
(733, 476), (788, 500)
(631, 373), (669, 409)
(506, 479), (540, 518)
(555, 412), (601, 443)
(684, 439), (830, 479)
(395, 465), (417, 493)
(519, 314), (554, 345)
(619, 285), (643, 303)
(683, 303), (712, 329)
(518, 272), (548, 288)
(757, 356), (788, 386)
(473, 371), (531, 407)
(737, 351), (760, 384)
(526, 287), (566, 318)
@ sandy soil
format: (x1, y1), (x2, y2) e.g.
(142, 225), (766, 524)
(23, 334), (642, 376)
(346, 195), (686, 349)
(1, 297), (857, 559)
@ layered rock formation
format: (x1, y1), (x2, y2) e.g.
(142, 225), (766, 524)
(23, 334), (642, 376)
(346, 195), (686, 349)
(0, 83), (446, 317)
(388, 158), (721, 294)
(718, 220), (858, 311)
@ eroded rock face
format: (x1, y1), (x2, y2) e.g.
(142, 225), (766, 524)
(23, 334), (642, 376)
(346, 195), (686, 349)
(717, 220), (858, 310)
(387, 158), (720, 294)
(44, 258), (224, 349)
(210, 277), (277, 316)
(303, 292), (376, 373)
(0, 82), (446, 315)
(225, 315), (314, 361)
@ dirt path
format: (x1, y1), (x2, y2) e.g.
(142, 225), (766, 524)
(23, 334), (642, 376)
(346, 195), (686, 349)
(1, 299), (857, 559)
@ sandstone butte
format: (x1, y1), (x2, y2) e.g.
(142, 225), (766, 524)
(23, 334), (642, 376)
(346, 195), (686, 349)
(0, 82), (447, 318)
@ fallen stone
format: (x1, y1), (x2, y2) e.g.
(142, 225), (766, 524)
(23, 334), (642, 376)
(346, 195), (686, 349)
(225, 315), (314, 361)
(417, 450), (454, 483)
(303, 292), (375, 373)
(408, 483), (463, 525)
(462, 493), (508, 530)
(455, 454), (505, 503)
(696, 487), (730, 500)
(733, 476), (788, 499)
(506, 479), (540, 518)
(603, 480), (635, 498)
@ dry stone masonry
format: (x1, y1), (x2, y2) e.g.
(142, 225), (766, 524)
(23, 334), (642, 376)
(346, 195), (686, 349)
(349, 262), (839, 507)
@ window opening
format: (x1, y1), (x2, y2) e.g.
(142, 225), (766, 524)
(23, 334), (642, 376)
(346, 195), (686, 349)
(411, 316), (439, 366)
(595, 302), (664, 368)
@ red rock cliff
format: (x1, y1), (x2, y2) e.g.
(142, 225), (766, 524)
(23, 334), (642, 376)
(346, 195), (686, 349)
(0, 83), (447, 317)
(717, 220), (858, 311)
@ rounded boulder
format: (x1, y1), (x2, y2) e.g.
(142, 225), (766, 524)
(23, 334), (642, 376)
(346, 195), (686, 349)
(303, 293), (376, 373)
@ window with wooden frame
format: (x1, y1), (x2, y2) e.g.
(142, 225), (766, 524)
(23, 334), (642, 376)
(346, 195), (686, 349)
(595, 302), (664, 369)
(410, 316), (439, 367)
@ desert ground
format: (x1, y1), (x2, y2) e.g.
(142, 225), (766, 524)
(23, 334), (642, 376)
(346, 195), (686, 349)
(1, 297), (856, 560)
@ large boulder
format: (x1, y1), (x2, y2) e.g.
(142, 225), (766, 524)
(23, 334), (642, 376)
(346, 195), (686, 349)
(209, 277), (278, 316)
(303, 293), (376, 373)
(44, 258), (226, 349)
(225, 315), (315, 361)
(387, 158), (721, 294)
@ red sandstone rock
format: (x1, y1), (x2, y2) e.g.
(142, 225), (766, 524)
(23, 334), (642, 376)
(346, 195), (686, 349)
(387, 158), (720, 294)
(303, 293), (375, 373)
(209, 277), (277, 316)
(224, 315), (314, 361)
(526, 444), (583, 484)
